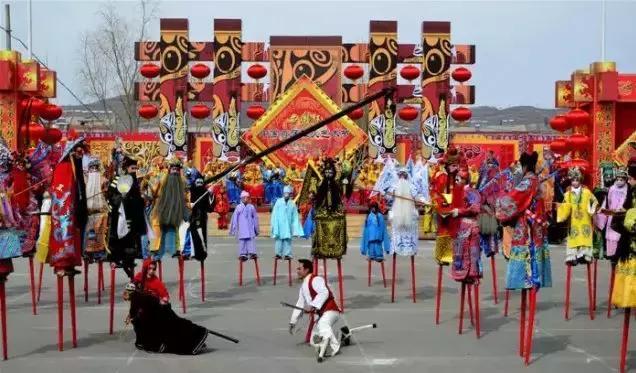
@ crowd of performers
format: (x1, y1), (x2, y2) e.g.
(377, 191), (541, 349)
(1, 132), (636, 368)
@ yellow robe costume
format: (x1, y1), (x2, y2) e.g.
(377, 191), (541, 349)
(557, 187), (598, 263)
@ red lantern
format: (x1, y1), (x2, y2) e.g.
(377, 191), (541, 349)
(20, 98), (45, 114)
(451, 107), (472, 122)
(566, 134), (590, 151)
(347, 107), (364, 120)
(140, 63), (160, 79)
(247, 64), (267, 80)
(138, 104), (158, 119)
(400, 65), (420, 81)
(246, 105), (265, 120)
(451, 67), (472, 83)
(549, 139), (567, 153)
(344, 65), (364, 80)
(549, 115), (570, 132)
(20, 122), (45, 140)
(190, 63), (211, 79)
(40, 104), (63, 121)
(398, 106), (419, 121)
(565, 108), (590, 128)
(41, 127), (63, 145)
(190, 104), (210, 119)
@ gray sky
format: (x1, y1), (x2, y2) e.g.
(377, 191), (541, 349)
(5, 0), (636, 108)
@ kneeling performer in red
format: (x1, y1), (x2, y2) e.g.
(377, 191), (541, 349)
(289, 259), (342, 362)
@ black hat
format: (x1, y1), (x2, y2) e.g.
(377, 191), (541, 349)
(122, 156), (138, 169)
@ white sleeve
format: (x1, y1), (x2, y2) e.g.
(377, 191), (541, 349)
(309, 276), (329, 310)
(290, 285), (305, 324)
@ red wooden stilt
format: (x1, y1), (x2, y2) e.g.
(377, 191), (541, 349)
(0, 279), (8, 360)
(475, 282), (481, 339)
(83, 260), (88, 303)
(100, 262), (105, 291)
(37, 262), (44, 303)
(57, 275), (64, 351)
(109, 265), (115, 335)
(367, 259), (372, 287)
(97, 261), (103, 305)
(490, 256), (498, 304)
(391, 253), (397, 303)
(410, 256), (416, 303)
(620, 308), (631, 373)
(586, 262), (595, 320)
(179, 257), (186, 313)
(593, 259), (598, 312)
(305, 314), (314, 344)
(459, 282), (466, 334)
(435, 265), (443, 324)
(312, 257), (318, 276)
(608, 262), (617, 318)
(467, 284), (475, 326)
(380, 261), (387, 288)
(520, 289), (527, 357)
(287, 259), (292, 287)
(524, 287), (537, 365)
(158, 260), (163, 282)
(200, 261), (205, 302)
(322, 258), (327, 280)
(239, 259), (243, 286)
(254, 258), (261, 286)
(564, 265), (572, 320)
(28, 257), (37, 315)
(504, 289), (510, 317)
(337, 259), (344, 312)
(68, 275), (77, 348)
(273, 258), (279, 285)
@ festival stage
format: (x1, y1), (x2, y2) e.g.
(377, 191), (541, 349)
(0, 237), (621, 373)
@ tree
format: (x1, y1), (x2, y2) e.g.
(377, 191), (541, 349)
(77, 0), (158, 132)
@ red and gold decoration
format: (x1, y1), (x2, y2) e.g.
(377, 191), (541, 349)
(242, 77), (367, 168)
(554, 61), (636, 185)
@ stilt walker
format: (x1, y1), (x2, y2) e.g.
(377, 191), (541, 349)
(230, 191), (260, 286)
(607, 163), (636, 373)
(186, 167), (214, 301)
(557, 166), (599, 321)
(595, 168), (628, 318)
(84, 158), (109, 303)
(48, 136), (89, 350)
(311, 159), (348, 311)
(360, 201), (390, 288)
(450, 169), (482, 338)
(106, 154), (146, 326)
(34, 191), (52, 305)
(388, 167), (421, 303)
(271, 185), (304, 284)
(495, 151), (552, 364)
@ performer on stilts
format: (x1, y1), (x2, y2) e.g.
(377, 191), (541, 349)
(186, 168), (214, 301)
(311, 158), (347, 311)
(557, 166), (598, 320)
(608, 164), (636, 373)
(84, 158), (108, 303)
(271, 185), (304, 286)
(213, 183), (230, 230)
(477, 151), (501, 304)
(48, 136), (89, 351)
(595, 167), (628, 318)
(451, 169), (483, 338)
(495, 151), (551, 365)
(288, 259), (344, 363)
(388, 167), (420, 303)
(229, 191), (261, 286)
(360, 201), (390, 288)
(431, 147), (465, 323)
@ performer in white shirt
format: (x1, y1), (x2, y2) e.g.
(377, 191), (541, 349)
(289, 259), (342, 362)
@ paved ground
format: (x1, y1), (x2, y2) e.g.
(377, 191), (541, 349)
(0, 237), (632, 373)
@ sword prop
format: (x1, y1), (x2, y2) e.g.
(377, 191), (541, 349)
(193, 87), (396, 208)
(340, 323), (377, 346)
(281, 301), (318, 315)
(207, 329), (240, 344)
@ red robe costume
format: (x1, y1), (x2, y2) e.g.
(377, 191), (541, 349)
(134, 258), (170, 303)
(213, 184), (230, 229)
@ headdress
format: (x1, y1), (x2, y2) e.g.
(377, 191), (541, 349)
(616, 167), (628, 180)
(124, 283), (137, 292)
(61, 136), (86, 161)
(567, 166), (583, 181)
(167, 157), (183, 169)
(283, 185), (293, 194)
(88, 158), (101, 169)
(240, 190), (250, 198)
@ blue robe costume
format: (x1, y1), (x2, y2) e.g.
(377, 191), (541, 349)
(226, 172), (242, 206)
(270, 197), (304, 257)
(360, 211), (390, 261)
